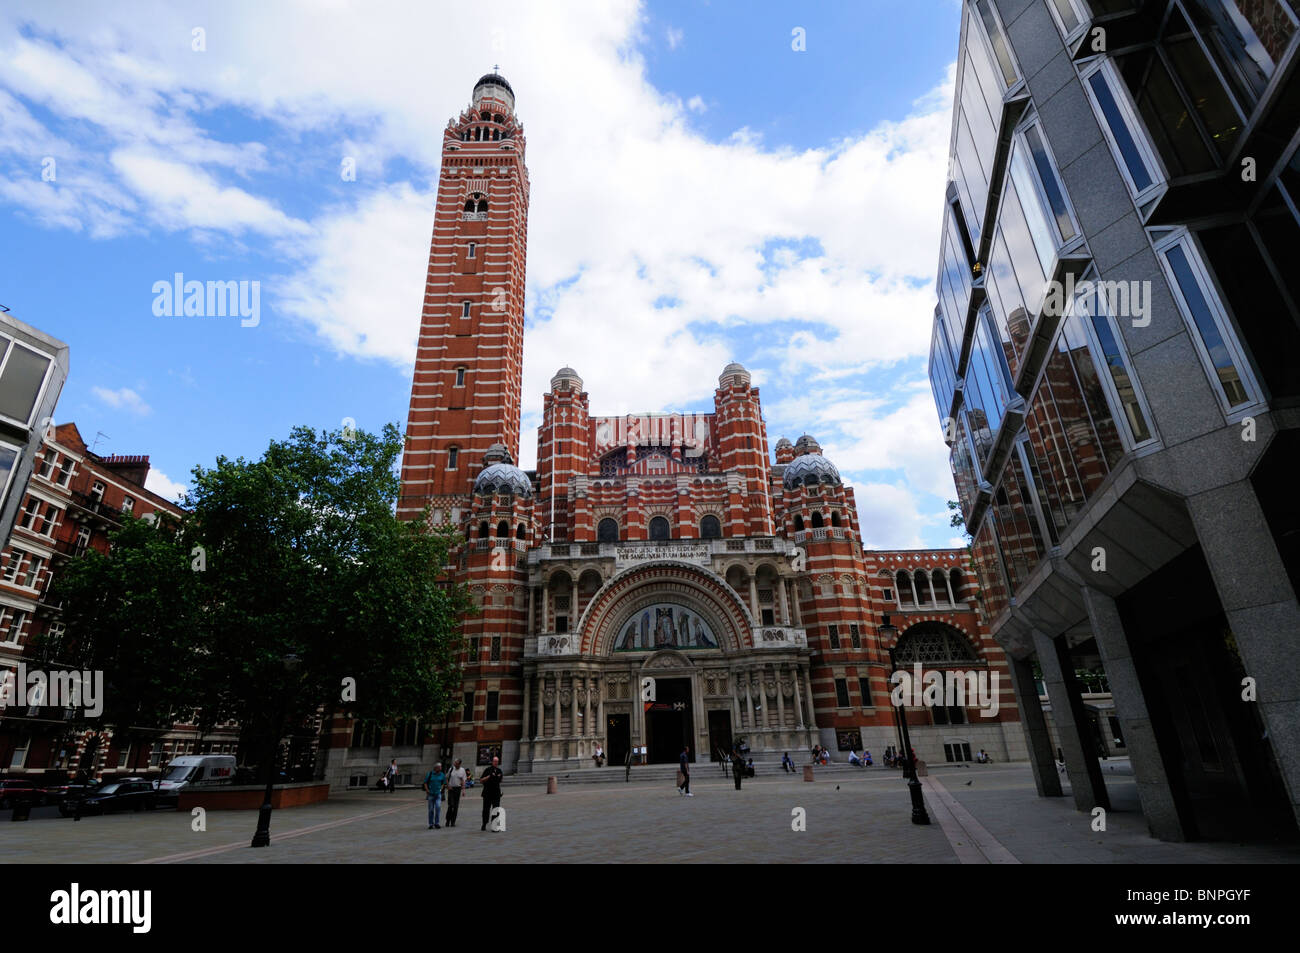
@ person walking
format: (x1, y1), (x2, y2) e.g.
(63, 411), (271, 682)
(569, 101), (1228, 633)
(731, 746), (744, 791)
(445, 758), (467, 827)
(423, 762), (447, 829)
(479, 756), (504, 831)
(678, 745), (693, 796)
(383, 759), (398, 793)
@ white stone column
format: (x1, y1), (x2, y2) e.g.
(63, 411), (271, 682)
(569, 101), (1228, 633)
(777, 578), (790, 624)
(583, 674), (592, 739)
(551, 673), (560, 740)
(748, 577), (760, 623)
(569, 670), (578, 743)
(790, 581), (803, 625)
(802, 666), (819, 731)
(522, 675), (532, 741)
(540, 585), (549, 632)
(791, 663), (805, 729)
(528, 585), (536, 633)
(743, 670), (755, 730)
(775, 666), (786, 729)
(534, 674), (544, 741)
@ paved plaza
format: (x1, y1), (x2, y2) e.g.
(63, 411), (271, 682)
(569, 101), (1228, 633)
(6, 762), (1298, 864)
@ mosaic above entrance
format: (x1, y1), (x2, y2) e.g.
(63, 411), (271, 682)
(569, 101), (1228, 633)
(614, 604), (718, 651)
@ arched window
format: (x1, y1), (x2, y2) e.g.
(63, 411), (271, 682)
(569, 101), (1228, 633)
(648, 516), (671, 540)
(467, 242), (477, 259)
(476, 199), (488, 213)
(933, 569), (951, 605)
(480, 111), (491, 121)
(914, 570), (932, 605)
(497, 520), (509, 538)
(949, 568), (966, 602)
(455, 366), (466, 386)
(447, 447), (459, 469)
(893, 623), (976, 664)
(804, 474), (818, 487)
(811, 512), (824, 529)
(493, 129), (501, 140)
(493, 114), (504, 124)
(597, 518), (619, 542)
(517, 522), (527, 540)
(895, 570), (916, 606)
(479, 521), (490, 539)
(794, 514), (805, 531)
(831, 511), (841, 527)
(700, 515), (721, 539)
(463, 199), (475, 211)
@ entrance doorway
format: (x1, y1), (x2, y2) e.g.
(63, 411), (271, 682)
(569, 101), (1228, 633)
(707, 710), (732, 762)
(606, 714), (630, 768)
(644, 678), (693, 764)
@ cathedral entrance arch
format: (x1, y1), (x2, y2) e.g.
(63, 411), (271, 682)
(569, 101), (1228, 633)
(644, 677), (694, 764)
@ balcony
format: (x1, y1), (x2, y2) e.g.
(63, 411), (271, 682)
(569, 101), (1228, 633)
(69, 492), (121, 527)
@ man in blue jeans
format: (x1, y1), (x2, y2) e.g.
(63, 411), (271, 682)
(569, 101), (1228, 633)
(423, 762), (447, 829)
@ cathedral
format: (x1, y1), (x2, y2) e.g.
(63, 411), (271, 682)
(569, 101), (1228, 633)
(317, 73), (1023, 785)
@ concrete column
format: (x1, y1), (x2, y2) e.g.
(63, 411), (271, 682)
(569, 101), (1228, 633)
(522, 675), (532, 743)
(528, 585), (536, 634)
(583, 674), (592, 739)
(802, 666), (819, 731)
(1081, 586), (1186, 840)
(551, 673), (560, 740)
(570, 582), (579, 627)
(776, 665), (787, 729)
(743, 670), (755, 729)
(569, 670), (578, 742)
(1032, 628), (1110, 812)
(791, 582), (803, 626)
(534, 674), (544, 741)
(540, 585), (549, 632)
(792, 663), (806, 728)
(594, 674), (604, 745)
(1188, 481), (1300, 829)
(778, 578), (790, 624)
(748, 577), (760, 623)
(730, 672), (742, 734)
(1008, 655), (1062, 797)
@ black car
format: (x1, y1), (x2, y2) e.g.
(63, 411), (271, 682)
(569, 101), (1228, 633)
(63, 779), (157, 815)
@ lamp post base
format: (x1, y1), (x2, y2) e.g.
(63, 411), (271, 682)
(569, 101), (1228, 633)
(250, 802), (273, 847)
(908, 776), (931, 825)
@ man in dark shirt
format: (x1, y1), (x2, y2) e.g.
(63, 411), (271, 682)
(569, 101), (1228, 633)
(480, 756), (504, 831)
(678, 745), (692, 796)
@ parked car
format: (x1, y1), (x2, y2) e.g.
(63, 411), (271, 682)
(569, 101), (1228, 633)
(66, 779), (157, 815)
(0, 778), (46, 808)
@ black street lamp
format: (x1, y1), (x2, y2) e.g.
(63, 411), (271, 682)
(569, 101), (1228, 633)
(251, 653), (301, 848)
(881, 616), (930, 826)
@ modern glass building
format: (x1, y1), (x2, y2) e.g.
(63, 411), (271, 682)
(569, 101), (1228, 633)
(929, 0), (1300, 841)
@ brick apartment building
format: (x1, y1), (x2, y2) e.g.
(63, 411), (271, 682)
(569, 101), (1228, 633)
(315, 73), (1024, 788)
(0, 422), (238, 782)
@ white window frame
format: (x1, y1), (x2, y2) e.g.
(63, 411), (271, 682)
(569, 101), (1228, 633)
(467, 242), (477, 258)
(0, 337), (56, 429)
(969, 0), (1023, 92)
(1045, 0), (1088, 43)
(1014, 114), (1082, 247)
(3, 550), (25, 583)
(1069, 271), (1160, 451)
(1152, 229), (1263, 419)
(74, 525), (91, 555)
(122, 496), (134, 515)
(0, 438), (22, 505)
(455, 366), (466, 387)
(1079, 57), (1166, 208)
(461, 301), (471, 318)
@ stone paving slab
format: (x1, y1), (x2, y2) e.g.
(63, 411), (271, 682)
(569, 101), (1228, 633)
(4, 763), (1296, 864)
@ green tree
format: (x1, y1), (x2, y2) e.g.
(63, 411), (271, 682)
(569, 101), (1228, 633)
(44, 424), (472, 779)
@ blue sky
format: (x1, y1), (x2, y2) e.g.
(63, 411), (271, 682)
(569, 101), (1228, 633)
(0, 0), (965, 548)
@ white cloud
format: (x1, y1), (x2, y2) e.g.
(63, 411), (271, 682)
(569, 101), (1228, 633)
(145, 467), (187, 502)
(91, 386), (152, 416)
(0, 1), (960, 546)
(666, 26), (684, 50)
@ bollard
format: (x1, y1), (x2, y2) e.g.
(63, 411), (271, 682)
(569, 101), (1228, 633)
(915, 760), (928, 777)
(802, 764), (814, 782)
(546, 775), (558, 794)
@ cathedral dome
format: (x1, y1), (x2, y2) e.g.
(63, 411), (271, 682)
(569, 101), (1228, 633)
(782, 450), (841, 489)
(793, 433), (822, 456)
(719, 362), (751, 387)
(473, 72), (516, 111)
(551, 366), (583, 392)
(775, 437), (793, 449)
(474, 462), (533, 497)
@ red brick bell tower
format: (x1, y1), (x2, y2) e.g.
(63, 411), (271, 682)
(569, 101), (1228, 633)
(398, 71), (530, 521)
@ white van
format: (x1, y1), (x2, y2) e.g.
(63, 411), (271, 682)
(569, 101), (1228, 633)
(156, 755), (237, 802)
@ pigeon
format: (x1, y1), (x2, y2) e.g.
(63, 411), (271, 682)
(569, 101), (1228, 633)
(836, 785), (840, 790)
(965, 781), (973, 786)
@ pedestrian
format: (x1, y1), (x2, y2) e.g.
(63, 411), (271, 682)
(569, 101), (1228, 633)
(479, 756), (504, 831)
(593, 742), (605, 767)
(423, 761), (446, 829)
(781, 751), (795, 773)
(446, 758), (467, 827)
(384, 758), (398, 793)
(678, 745), (693, 796)
(731, 746), (744, 791)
